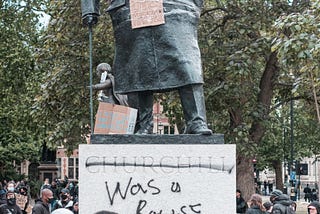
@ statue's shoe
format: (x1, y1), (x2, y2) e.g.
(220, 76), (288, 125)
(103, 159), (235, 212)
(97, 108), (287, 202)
(184, 123), (213, 135)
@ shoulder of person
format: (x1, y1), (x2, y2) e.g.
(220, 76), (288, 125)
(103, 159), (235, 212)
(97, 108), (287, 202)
(0, 203), (7, 209)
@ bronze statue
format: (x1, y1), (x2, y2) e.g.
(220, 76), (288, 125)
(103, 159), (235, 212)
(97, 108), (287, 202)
(90, 63), (128, 106)
(82, 0), (212, 135)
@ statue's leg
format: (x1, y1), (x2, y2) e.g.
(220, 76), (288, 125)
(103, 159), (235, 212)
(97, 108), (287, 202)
(127, 91), (154, 134)
(178, 84), (212, 135)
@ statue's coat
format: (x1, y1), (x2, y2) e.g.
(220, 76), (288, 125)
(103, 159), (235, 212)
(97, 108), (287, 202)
(107, 0), (204, 93)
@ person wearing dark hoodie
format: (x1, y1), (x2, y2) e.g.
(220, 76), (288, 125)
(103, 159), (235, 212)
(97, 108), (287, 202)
(269, 189), (283, 204)
(271, 191), (295, 214)
(32, 189), (54, 214)
(52, 188), (74, 212)
(0, 190), (22, 214)
(308, 201), (320, 214)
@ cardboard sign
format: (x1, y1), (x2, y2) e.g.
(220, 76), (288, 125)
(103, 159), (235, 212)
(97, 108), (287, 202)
(130, 0), (165, 29)
(15, 193), (27, 210)
(79, 144), (236, 213)
(94, 102), (137, 134)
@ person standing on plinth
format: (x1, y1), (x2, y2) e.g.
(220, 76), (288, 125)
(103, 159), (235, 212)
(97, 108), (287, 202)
(90, 63), (128, 106)
(81, 0), (212, 135)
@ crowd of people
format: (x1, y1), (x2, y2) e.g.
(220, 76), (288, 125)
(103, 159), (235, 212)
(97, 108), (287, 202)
(0, 178), (78, 214)
(1, 177), (320, 213)
(237, 188), (320, 214)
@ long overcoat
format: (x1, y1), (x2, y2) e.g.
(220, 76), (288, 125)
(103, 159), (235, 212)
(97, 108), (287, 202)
(107, 0), (204, 93)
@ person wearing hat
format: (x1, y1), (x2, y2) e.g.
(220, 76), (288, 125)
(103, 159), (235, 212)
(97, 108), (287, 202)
(269, 189), (283, 204)
(270, 189), (295, 214)
(0, 191), (22, 214)
(263, 201), (273, 213)
(308, 201), (320, 214)
(52, 188), (74, 212)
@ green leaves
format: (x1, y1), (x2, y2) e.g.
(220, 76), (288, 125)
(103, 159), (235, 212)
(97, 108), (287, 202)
(0, 0), (47, 179)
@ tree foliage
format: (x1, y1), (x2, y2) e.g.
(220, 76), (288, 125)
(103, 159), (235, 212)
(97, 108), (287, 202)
(0, 0), (47, 179)
(33, 0), (114, 150)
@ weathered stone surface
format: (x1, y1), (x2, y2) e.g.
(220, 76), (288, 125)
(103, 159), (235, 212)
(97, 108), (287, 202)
(90, 134), (224, 144)
(79, 143), (236, 213)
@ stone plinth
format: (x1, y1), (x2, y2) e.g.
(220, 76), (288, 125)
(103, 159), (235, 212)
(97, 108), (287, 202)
(90, 133), (224, 144)
(79, 134), (236, 213)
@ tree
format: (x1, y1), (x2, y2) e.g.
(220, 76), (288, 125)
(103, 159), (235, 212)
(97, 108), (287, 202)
(0, 0), (47, 179)
(199, 0), (313, 199)
(33, 0), (116, 151)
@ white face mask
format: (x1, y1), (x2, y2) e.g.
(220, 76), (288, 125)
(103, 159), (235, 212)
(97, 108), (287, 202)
(7, 187), (14, 192)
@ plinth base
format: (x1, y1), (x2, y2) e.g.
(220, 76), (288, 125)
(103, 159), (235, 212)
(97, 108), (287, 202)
(90, 133), (224, 144)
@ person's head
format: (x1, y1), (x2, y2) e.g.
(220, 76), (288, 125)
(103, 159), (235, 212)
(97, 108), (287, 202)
(73, 200), (79, 212)
(263, 201), (272, 211)
(7, 181), (15, 192)
(308, 201), (320, 214)
(249, 194), (266, 211)
(6, 191), (16, 206)
(41, 188), (54, 204)
(96, 63), (112, 76)
(291, 202), (297, 211)
(51, 180), (57, 188)
(60, 188), (70, 202)
(44, 178), (50, 184)
(269, 189), (283, 203)
(19, 186), (28, 196)
(236, 189), (241, 198)
(51, 209), (74, 214)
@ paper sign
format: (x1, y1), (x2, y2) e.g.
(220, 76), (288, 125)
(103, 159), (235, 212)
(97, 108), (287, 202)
(15, 193), (28, 210)
(94, 102), (137, 134)
(79, 144), (236, 213)
(130, 0), (165, 29)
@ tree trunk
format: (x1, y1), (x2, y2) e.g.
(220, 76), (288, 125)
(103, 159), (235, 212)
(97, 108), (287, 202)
(250, 52), (278, 143)
(237, 51), (279, 199)
(237, 154), (255, 201)
(273, 160), (284, 191)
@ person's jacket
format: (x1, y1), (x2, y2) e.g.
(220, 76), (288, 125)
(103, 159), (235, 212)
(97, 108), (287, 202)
(245, 205), (266, 214)
(0, 203), (23, 214)
(237, 196), (247, 213)
(32, 199), (50, 214)
(272, 194), (295, 214)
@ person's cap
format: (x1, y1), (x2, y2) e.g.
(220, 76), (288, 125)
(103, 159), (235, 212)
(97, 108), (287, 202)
(60, 188), (69, 194)
(308, 201), (320, 208)
(270, 189), (283, 197)
(263, 201), (272, 210)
